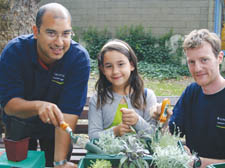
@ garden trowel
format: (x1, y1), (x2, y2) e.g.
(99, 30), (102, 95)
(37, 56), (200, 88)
(60, 121), (104, 154)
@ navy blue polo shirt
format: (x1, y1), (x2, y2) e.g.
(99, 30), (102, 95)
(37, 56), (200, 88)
(0, 34), (90, 138)
(169, 83), (225, 159)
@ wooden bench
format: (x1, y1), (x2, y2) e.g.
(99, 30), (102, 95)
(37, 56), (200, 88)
(71, 96), (180, 163)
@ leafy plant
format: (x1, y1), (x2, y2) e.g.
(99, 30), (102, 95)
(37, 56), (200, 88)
(119, 134), (149, 168)
(95, 132), (125, 154)
(152, 145), (193, 168)
(138, 61), (190, 80)
(94, 127), (195, 168)
(76, 26), (111, 59)
(73, 25), (184, 65)
(147, 127), (195, 168)
(95, 132), (150, 168)
(89, 159), (112, 168)
(75, 25), (190, 80)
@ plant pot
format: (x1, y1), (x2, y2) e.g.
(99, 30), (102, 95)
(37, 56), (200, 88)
(4, 137), (30, 162)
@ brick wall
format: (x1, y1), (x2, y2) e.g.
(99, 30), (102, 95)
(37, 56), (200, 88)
(39, 0), (214, 36)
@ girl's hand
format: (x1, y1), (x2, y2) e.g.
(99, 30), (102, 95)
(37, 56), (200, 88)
(150, 103), (161, 120)
(120, 108), (139, 126)
(114, 123), (132, 136)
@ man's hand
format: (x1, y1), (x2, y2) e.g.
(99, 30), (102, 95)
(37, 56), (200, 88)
(120, 108), (139, 126)
(54, 162), (77, 168)
(114, 123), (132, 136)
(150, 103), (173, 122)
(35, 101), (64, 127)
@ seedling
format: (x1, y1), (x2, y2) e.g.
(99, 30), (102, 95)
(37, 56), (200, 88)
(89, 159), (112, 168)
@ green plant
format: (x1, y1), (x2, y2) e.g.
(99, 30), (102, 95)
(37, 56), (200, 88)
(173, 38), (185, 65)
(75, 25), (188, 80)
(89, 159), (112, 168)
(115, 25), (174, 64)
(138, 61), (190, 80)
(79, 26), (111, 59)
(75, 25), (183, 65)
(95, 132), (125, 154)
(95, 132), (150, 168)
(147, 128), (195, 168)
(152, 145), (193, 168)
(119, 135), (149, 168)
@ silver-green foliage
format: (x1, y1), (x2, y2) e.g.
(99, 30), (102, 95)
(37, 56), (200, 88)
(96, 132), (125, 154)
(89, 159), (112, 168)
(150, 128), (195, 168)
(119, 134), (149, 168)
(96, 132), (149, 168)
(152, 145), (193, 168)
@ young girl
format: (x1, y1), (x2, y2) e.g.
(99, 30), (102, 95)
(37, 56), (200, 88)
(88, 39), (158, 139)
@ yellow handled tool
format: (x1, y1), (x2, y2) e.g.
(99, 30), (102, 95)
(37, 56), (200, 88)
(155, 98), (171, 142)
(159, 98), (171, 124)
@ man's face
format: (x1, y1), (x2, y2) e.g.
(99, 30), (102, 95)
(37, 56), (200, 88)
(33, 11), (72, 64)
(186, 42), (223, 88)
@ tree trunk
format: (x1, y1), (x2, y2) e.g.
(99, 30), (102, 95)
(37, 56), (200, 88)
(0, 0), (41, 53)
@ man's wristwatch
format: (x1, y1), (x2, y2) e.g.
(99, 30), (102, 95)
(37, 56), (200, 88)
(193, 155), (201, 168)
(53, 159), (67, 166)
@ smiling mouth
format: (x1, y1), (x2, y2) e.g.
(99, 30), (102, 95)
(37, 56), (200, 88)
(112, 76), (122, 80)
(51, 47), (63, 55)
(195, 73), (207, 78)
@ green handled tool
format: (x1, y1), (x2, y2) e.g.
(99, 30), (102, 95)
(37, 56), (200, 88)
(60, 121), (104, 154)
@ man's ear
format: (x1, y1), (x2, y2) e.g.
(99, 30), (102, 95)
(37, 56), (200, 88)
(218, 51), (224, 64)
(32, 25), (38, 39)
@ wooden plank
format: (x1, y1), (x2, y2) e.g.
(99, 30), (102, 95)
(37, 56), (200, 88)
(79, 108), (88, 119)
(71, 148), (87, 156)
(71, 155), (85, 164)
(74, 124), (88, 134)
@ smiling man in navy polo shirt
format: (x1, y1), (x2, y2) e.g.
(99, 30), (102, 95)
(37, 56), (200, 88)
(0, 3), (90, 167)
(169, 29), (225, 167)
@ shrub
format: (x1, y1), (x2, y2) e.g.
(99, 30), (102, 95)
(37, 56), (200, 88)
(73, 25), (189, 79)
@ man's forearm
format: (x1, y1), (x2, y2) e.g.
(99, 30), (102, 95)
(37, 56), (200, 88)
(54, 114), (79, 161)
(201, 157), (225, 168)
(54, 127), (71, 161)
(4, 97), (38, 118)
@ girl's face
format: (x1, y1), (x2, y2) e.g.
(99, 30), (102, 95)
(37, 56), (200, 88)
(102, 50), (135, 92)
